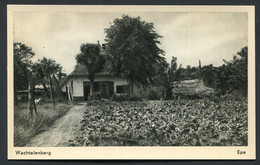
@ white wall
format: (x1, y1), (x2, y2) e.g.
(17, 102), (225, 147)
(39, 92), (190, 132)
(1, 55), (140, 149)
(62, 75), (134, 97)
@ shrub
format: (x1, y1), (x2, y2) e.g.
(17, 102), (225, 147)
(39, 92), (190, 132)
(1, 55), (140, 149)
(111, 94), (128, 101)
(110, 94), (141, 102)
(138, 87), (163, 100)
(147, 90), (161, 100)
(129, 94), (141, 101)
(88, 92), (101, 100)
(202, 46), (248, 96)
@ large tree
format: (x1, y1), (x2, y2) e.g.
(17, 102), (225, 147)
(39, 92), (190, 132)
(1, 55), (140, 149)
(104, 15), (165, 95)
(14, 42), (35, 90)
(216, 46), (248, 95)
(76, 43), (105, 96)
(14, 42), (35, 105)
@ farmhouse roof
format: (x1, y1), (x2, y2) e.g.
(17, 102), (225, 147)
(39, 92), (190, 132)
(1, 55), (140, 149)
(173, 79), (214, 96)
(68, 64), (113, 77)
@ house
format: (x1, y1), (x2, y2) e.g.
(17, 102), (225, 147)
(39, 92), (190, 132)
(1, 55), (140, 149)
(61, 64), (138, 101)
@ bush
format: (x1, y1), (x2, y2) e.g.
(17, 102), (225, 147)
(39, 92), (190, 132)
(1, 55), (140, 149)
(202, 46), (248, 96)
(147, 90), (161, 100)
(110, 94), (141, 102)
(138, 87), (163, 100)
(111, 94), (128, 101)
(129, 94), (141, 101)
(88, 92), (101, 100)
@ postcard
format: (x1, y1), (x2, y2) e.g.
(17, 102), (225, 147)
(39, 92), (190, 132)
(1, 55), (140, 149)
(8, 5), (255, 159)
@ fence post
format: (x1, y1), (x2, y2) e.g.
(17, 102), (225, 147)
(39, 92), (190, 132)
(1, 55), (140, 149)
(49, 75), (55, 109)
(28, 71), (34, 121)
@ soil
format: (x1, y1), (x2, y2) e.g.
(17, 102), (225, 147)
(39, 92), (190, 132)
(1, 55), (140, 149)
(26, 103), (86, 147)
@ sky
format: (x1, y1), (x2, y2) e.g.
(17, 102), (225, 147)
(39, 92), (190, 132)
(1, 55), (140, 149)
(13, 12), (248, 74)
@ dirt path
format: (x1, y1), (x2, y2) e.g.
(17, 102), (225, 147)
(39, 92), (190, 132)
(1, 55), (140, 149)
(26, 103), (86, 147)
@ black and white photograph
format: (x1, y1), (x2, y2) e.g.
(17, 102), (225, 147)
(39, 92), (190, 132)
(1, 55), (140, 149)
(7, 5), (255, 159)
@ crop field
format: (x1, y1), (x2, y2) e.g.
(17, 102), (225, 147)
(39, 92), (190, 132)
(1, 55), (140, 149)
(71, 95), (248, 146)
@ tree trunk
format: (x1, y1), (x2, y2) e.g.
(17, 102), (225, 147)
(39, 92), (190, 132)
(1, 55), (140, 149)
(90, 78), (94, 96)
(49, 76), (55, 109)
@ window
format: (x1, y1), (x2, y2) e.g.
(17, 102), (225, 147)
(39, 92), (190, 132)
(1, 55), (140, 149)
(116, 85), (130, 94)
(116, 86), (123, 93)
(94, 82), (99, 92)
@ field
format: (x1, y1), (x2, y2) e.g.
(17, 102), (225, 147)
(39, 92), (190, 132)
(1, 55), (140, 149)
(71, 95), (248, 146)
(14, 103), (72, 146)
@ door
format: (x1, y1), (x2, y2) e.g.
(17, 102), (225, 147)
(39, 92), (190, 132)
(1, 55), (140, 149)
(83, 82), (90, 100)
(109, 82), (114, 97)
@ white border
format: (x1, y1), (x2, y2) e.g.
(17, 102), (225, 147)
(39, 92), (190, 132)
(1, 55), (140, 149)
(7, 5), (255, 160)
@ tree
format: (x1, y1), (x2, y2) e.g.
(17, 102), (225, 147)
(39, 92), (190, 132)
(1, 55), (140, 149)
(186, 65), (191, 79)
(153, 57), (172, 99)
(201, 64), (218, 88)
(76, 43), (105, 96)
(14, 42), (35, 105)
(169, 56), (177, 82)
(198, 60), (202, 80)
(104, 15), (165, 95)
(215, 46), (248, 95)
(32, 57), (63, 107)
(175, 64), (182, 82)
(32, 57), (63, 95)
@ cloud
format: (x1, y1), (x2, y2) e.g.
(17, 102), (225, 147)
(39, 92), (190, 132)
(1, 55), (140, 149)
(13, 12), (247, 73)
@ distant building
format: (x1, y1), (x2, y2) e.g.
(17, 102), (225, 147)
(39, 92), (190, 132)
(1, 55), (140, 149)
(172, 79), (214, 98)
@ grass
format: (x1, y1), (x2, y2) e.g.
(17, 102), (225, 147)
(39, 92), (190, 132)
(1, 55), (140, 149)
(14, 102), (73, 147)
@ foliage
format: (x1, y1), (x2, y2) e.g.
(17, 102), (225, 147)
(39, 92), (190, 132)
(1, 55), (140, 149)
(76, 43), (105, 95)
(71, 97), (247, 146)
(111, 94), (141, 102)
(14, 42), (35, 91)
(169, 56), (178, 82)
(151, 57), (172, 99)
(32, 57), (63, 80)
(175, 64), (183, 82)
(202, 46), (248, 95)
(174, 65), (201, 81)
(104, 15), (165, 89)
(200, 64), (218, 88)
(216, 46), (248, 95)
(88, 92), (101, 100)
(172, 46), (248, 96)
(138, 87), (164, 100)
(14, 103), (72, 146)
(147, 90), (161, 100)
